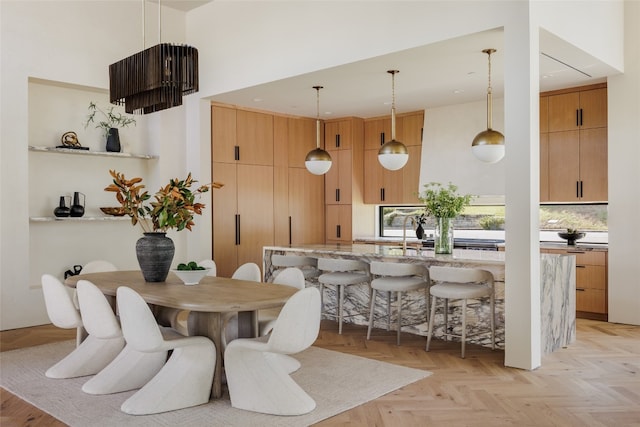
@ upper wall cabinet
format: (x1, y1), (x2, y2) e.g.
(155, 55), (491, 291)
(211, 105), (274, 165)
(548, 87), (607, 132)
(541, 84), (607, 203)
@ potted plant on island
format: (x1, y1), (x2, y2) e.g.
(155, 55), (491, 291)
(419, 182), (474, 254)
(105, 169), (223, 282)
(83, 102), (136, 153)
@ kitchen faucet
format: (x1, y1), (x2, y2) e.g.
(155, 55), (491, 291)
(401, 214), (419, 256)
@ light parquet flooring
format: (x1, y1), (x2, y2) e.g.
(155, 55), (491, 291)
(1, 319), (639, 426)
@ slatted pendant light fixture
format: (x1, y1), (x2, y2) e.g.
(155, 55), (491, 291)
(109, 0), (199, 114)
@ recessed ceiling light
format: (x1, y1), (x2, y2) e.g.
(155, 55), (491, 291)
(324, 111), (333, 115)
(253, 98), (262, 102)
(453, 89), (464, 94)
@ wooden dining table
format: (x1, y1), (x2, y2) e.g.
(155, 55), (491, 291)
(65, 270), (297, 399)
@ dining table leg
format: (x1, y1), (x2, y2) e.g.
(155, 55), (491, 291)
(190, 311), (223, 399)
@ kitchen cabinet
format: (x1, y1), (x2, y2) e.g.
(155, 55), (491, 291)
(323, 117), (366, 243)
(363, 111), (424, 204)
(542, 247), (607, 321)
(212, 162), (274, 278)
(211, 105), (273, 165)
(541, 84), (607, 203)
(273, 115), (325, 246)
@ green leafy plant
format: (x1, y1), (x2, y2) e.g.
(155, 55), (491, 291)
(105, 170), (223, 233)
(419, 182), (474, 218)
(479, 215), (505, 230)
(177, 261), (206, 271)
(83, 102), (136, 138)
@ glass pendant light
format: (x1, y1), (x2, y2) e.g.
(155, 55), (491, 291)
(378, 70), (409, 171)
(305, 86), (332, 175)
(471, 49), (505, 163)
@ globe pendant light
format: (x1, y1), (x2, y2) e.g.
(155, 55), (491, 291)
(378, 70), (409, 171)
(305, 86), (332, 175)
(472, 48), (505, 163)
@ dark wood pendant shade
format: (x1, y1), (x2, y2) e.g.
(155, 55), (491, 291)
(109, 43), (199, 114)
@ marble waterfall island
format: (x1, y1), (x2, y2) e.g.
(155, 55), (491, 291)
(263, 244), (576, 355)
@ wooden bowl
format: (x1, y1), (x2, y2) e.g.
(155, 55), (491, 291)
(100, 207), (126, 216)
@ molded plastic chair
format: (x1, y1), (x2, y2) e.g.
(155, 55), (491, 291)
(81, 260), (117, 274)
(117, 286), (216, 415)
(271, 254), (319, 280)
(426, 266), (495, 358)
(232, 262), (261, 281)
(199, 259), (217, 277)
(258, 267), (306, 336)
(225, 287), (321, 415)
(218, 262), (262, 347)
(317, 258), (370, 334)
(76, 280), (167, 395)
(366, 261), (429, 345)
(41, 274), (122, 379)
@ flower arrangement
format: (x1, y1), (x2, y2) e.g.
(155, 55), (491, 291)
(83, 102), (136, 138)
(105, 170), (223, 233)
(419, 182), (474, 218)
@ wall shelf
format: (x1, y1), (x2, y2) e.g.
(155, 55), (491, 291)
(28, 145), (158, 160)
(30, 216), (131, 222)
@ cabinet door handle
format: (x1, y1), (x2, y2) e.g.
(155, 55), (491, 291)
(580, 181), (583, 198)
(576, 265), (586, 269)
(336, 188), (340, 202)
(380, 132), (385, 146)
(579, 108), (583, 126)
(576, 109), (580, 127)
(336, 134), (340, 148)
(380, 188), (385, 201)
(576, 288), (586, 292)
(567, 251), (586, 254)
(576, 181), (580, 198)
(336, 225), (341, 238)
(234, 145), (240, 161)
(288, 216), (292, 245)
(235, 214), (240, 245)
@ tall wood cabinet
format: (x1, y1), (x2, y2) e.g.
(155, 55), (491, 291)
(212, 105), (275, 277)
(540, 84), (608, 202)
(324, 117), (367, 243)
(274, 115), (325, 246)
(363, 111), (424, 204)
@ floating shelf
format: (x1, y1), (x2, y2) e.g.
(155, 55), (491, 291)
(28, 145), (158, 160)
(30, 216), (131, 222)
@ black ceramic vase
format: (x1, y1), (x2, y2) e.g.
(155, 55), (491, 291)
(136, 232), (175, 282)
(53, 196), (71, 217)
(70, 192), (85, 217)
(106, 128), (121, 153)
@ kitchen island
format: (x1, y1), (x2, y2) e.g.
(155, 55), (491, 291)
(263, 244), (576, 354)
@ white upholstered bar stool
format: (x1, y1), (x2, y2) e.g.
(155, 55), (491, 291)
(317, 258), (370, 334)
(426, 266), (495, 358)
(366, 261), (429, 346)
(270, 254), (319, 282)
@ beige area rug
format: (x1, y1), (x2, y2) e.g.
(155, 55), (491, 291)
(0, 341), (430, 426)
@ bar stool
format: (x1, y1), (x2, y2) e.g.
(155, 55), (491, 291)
(271, 254), (320, 281)
(426, 266), (495, 358)
(317, 258), (370, 334)
(366, 261), (429, 345)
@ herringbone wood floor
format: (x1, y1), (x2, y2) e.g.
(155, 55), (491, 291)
(1, 319), (639, 426)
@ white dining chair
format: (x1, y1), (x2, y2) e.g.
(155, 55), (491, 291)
(81, 260), (117, 274)
(117, 286), (216, 415)
(225, 287), (321, 415)
(259, 266), (306, 336)
(76, 280), (167, 395)
(41, 274), (123, 379)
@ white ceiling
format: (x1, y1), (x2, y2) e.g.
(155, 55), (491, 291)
(161, 1), (617, 119)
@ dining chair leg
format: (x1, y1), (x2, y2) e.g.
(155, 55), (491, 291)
(396, 291), (402, 346)
(366, 289), (377, 340)
(386, 291), (391, 331)
(461, 298), (467, 358)
(338, 284), (344, 335)
(426, 296), (437, 351)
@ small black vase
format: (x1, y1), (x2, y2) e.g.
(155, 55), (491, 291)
(53, 196), (70, 217)
(106, 128), (121, 153)
(136, 232), (175, 282)
(70, 192), (85, 217)
(415, 223), (424, 240)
